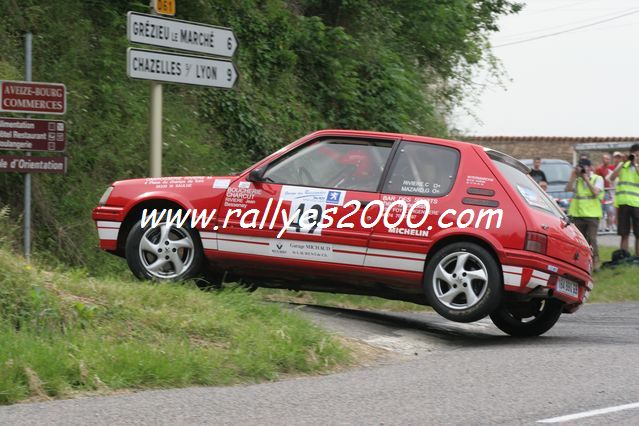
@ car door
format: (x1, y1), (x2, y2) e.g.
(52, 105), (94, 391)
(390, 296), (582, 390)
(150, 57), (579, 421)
(216, 136), (396, 278)
(365, 140), (461, 281)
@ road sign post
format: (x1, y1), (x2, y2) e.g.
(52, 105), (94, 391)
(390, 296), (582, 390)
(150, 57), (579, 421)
(24, 32), (32, 261)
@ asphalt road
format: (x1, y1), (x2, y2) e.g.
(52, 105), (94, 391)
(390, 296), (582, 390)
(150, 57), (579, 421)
(1, 303), (638, 425)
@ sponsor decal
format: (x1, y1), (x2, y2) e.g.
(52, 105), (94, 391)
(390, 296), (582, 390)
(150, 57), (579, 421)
(465, 175), (494, 186)
(268, 240), (333, 260)
(213, 178), (231, 189)
(326, 190), (344, 205)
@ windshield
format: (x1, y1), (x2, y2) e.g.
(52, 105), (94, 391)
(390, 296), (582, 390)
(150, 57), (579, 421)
(491, 156), (565, 219)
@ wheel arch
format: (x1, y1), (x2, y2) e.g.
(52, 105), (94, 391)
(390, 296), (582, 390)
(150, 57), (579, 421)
(426, 233), (503, 275)
(116, 198), (190, 256)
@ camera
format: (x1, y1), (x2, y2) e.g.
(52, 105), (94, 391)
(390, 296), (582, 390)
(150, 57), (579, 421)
(577, 166), (586, 174)
(630, 154), (636, 162)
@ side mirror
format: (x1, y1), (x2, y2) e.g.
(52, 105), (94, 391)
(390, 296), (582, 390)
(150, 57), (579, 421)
(247, 168), (265, 182)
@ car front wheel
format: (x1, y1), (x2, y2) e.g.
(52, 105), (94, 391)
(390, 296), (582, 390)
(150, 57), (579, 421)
(490, 299), (563, 337)
(424, 242), (502, 323)
(125, 219), (204, 281)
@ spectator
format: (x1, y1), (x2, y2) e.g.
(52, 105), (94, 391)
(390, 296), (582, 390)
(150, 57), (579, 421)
(539, 180), (548, 192)
(529, 157), (547, 183)
(595, 154), (614, 178)
(596, 154), (616, 231)
(610, 144), (639, 256)
(565, 158), (604, 267)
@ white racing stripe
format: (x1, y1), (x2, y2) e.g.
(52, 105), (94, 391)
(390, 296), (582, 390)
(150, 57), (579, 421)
(209, 233), (426, 271)
(503, 272), (522, 287)
(537, 402), (639, 423)
(97, 228), (118, 240)
(96, 221), (121, 229)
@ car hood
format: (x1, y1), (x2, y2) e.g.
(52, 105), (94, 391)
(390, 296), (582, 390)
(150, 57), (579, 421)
(108, 175), (238, 209)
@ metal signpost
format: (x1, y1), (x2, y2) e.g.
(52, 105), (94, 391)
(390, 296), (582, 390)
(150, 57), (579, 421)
(127, 2), (238, 177)
(1, 33), (68, 260)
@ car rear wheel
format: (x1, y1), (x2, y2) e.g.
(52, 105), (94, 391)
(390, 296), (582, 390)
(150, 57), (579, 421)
(424, 242), (502, 323)
(490, 299), (563, 337)
(126, 219), (204, 281)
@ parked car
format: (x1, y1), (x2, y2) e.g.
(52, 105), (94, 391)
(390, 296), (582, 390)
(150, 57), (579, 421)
(521, 158), (574, 211)
(93, 130), (593, 336)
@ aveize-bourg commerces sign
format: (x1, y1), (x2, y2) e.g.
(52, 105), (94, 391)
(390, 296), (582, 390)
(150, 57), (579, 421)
(0, 80), (66, 115)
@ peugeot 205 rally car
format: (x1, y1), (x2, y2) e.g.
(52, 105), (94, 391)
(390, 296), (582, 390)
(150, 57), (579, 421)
(93, 130), (594, 336)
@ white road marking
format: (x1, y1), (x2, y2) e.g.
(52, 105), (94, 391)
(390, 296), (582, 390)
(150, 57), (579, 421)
(537, 402), (639, 423)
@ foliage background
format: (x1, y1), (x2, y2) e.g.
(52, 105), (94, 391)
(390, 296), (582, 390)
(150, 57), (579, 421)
(0, 0), (520, 273)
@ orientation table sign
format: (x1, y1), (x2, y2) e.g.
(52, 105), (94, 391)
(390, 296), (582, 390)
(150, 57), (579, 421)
(0, 155), (67, 174)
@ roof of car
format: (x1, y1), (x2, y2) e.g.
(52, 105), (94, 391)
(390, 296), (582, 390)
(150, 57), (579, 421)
(308, 129), (474, 150)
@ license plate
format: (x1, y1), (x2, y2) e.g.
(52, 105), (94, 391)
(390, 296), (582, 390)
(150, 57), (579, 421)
(556, 277), (579, 298)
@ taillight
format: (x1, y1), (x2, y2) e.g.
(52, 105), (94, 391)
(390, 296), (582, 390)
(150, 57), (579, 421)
(525, 232), (547, 254)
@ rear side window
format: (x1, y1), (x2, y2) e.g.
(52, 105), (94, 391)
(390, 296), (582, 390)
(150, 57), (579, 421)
(492, 158), (564, 218)
(383, 142), (460, 196)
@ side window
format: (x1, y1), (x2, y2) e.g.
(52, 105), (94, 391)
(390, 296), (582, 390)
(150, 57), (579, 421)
(263, 139), (394, 192)
(383, 142), (460, 196)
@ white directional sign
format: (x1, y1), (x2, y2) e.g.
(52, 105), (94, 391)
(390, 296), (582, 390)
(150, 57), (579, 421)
(127, 48), (238, 88)
(127, 12), (238, 58)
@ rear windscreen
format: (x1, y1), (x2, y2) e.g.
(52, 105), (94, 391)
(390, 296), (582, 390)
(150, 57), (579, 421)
(491, 157), (565, 219)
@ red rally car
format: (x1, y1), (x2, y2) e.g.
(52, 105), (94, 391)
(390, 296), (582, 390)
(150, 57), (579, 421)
(93, 130), (594, 337)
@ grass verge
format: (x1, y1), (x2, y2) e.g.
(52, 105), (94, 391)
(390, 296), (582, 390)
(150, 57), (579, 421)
(0, 249), (350, 405)
(589, 246), (639, 302)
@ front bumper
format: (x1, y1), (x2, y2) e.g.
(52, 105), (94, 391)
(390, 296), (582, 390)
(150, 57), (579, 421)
(92, 206), (126, 251)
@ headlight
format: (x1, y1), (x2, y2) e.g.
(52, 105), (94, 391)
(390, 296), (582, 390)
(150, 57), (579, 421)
(98, 186), (114, 206)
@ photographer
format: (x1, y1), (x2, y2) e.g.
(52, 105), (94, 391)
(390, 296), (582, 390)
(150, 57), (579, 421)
(609, 144), (639, 256)
(566, 158), (604, 267)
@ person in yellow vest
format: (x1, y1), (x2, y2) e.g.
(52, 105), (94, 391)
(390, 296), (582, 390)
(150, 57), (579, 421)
(565, 158), (604, 266)
(609, 144), (639, 256)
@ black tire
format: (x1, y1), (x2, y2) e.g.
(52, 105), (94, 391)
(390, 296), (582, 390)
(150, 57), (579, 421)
(125, 219), (204, 282)
(424, 242), (502, 323)
(490, 299), (563, 337)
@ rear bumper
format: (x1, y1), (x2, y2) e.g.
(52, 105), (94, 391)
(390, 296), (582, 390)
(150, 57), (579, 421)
(92, 206), (125, 252)
(499, 249), (593, 313)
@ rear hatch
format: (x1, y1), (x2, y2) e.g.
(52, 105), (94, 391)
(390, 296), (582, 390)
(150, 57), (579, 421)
(488, 151), (592, 273)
